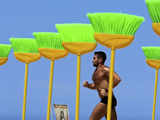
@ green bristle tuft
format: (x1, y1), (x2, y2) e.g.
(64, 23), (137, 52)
(87, 13), (144, 36)
(142, 47), (160, 60)
(33, 32), (64, 50)
(0, 44), (11, 57)
(56, 24), (96, 43)
(145, 0), (160, 23)
(10, 38), (39, 53)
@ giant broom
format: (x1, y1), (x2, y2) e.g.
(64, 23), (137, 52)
(144, 0), (160, 120)
(145, 0), (160, 36)
(142, 47), (160, 120)
(0, 44), (11, 66)
(87, 13), (144, 120)
(33, 32), (68, 120)
(56, 24), (97, 120)
(10, 38), (41, 120)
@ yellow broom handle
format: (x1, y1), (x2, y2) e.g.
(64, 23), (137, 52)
(75, 55), (81, 120)
(152, 68), (159, 120)
(47, 60), (54, 120)
(107, 49), (115, 120)
(22, 63), (29, 120)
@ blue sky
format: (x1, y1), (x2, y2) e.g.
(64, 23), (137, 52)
(0, 0), (160, 120)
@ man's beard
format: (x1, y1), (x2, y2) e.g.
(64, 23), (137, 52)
(93, 63), (98, 67)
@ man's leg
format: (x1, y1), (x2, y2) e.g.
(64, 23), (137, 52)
(89, 102), (107, 120)
(105, 107), (117, 120)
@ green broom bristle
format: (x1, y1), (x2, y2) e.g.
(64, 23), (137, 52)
(9, 38), (39, 53)
(142, 47), (160, 60)
(145, 0), (160, 23)
(33, 32), (64, 50)
(55, 24), (96, 43)
(0, 44), (11, 57)
(87, 13), (144, 36)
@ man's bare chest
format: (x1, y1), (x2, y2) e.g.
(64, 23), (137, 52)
(92, 69), (108, 84)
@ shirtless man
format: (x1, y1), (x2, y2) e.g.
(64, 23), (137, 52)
(83, 51), (121, 120)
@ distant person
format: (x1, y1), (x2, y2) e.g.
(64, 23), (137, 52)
(83, 51), (121, 120)
(60, 111), (65, 120)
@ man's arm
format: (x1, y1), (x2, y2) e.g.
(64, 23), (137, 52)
(87, 83), (97, 90)
(113, 72), (121, 88)
(83, 81), (96, 90)
(104, 67), (121, 88)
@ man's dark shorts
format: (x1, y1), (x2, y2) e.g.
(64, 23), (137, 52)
(100, 95), (117, 108)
